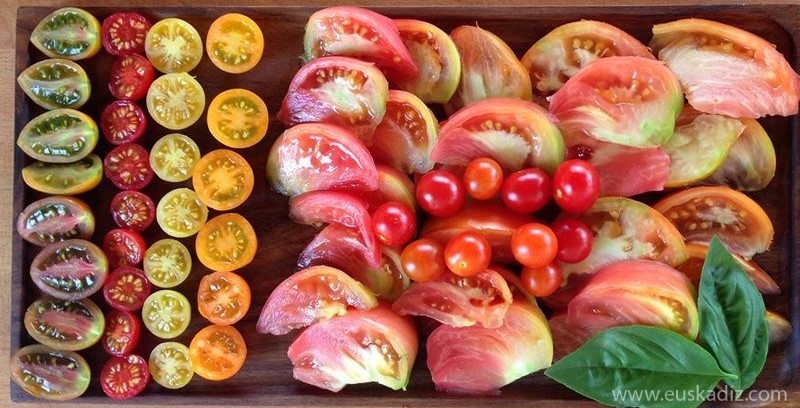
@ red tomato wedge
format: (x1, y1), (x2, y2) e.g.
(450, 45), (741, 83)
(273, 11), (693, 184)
(677, 242), (779, 295)
(427, 298), (552, 395)
(297, 224), (380, 273)
(392, 268), (512, 329)
(278, 56), (388, 141)
(431, 98), (565, 174)
(549, 56), (683, 148)
(521, 20), (654, 97)
(303, 6), (418, 82)
(266, 122), (378, 196)
(370, 90), (438, 174)
(393, 19), (461, 104)
(651, 18), (800, 118)
(364, 164), (417, 214)
(256, 266), (379, 335)
(548, 313), (593, 360)
(287, 303), (418, 392)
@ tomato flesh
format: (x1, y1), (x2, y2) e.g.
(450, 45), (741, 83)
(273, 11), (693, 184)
(369, 89), (438, 174)
(101, 100), (147, 145)
(103, 266), (152, 312)
(102, 309), (141, 356)
(104, 143), (154, 191)
(103, 228), (146, 269)
(108, 54), (155, 102)
(197, 271), (251, 326)
(111, 190), (155, 231)
(101, 354), (149, 399)
(189, 325), (247, 381)
(102, 12), (152, 56)
(394, 19), (461, 104)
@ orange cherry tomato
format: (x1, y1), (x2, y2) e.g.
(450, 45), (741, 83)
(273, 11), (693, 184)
(189, 324), (247, 381)
(197, 271), (251, 325)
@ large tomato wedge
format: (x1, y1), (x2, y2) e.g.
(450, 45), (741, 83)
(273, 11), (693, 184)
(521, 20), (654, 97)
(427, 298), (552, 395)
(431, 98), (564, 174)
(287, 303), (417, 392)
(677, 242), (779, 295)
(651, 18), (800, 118)
(550, 56), (683, 148)
(393, 19), (461, 104)
(364, 164), (417, 214)
(278, 56), (388, 141)
(446, 26), (532, 113)
(303, 6), (417, 82)
(17, 196), (94, 247)
(653, 186), (773, 259)
(392, 268), (512, 328)
(266, 122), (378, 196)
(30, 239), (108, 300)
(256, 265), (378, 335)
(11, 344), (90, 401)
(703, 117), (776, 191)
(370, 90), (438, 174)
(296, 224), (383, 279)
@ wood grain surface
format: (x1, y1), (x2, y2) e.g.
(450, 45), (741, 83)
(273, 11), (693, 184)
(4, 1), (800, 408)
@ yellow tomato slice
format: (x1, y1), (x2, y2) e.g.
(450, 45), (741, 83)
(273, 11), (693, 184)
(206, 13), (264, 74)
(145, 17), (203, 73)
(206, 88), (269, 148)
(195, 213), (257, 272)
(149, 341), (194, 389)
(146, 72), (206, 130)
(150, 133), (201, 182)
(144, 239), (192, 288)
(156, 188), (209, 238)
(141, 290), (191, 339)
(192, 149), (254, 211)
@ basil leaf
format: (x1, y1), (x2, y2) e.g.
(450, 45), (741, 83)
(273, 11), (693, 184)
(697, 237), (769, 394)
(545, 325), (729, 408)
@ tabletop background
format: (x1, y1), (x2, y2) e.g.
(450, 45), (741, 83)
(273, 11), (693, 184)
(0, 0), (796, 407)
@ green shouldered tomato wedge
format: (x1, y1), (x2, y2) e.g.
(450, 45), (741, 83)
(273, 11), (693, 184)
(393, 19), (461, 104)
(22, 154), (102, 195)
(370, 89), (438, 174)
(11, 344), (90, 401)
(18, 108), (98, 163)
(146, 72), (206, 130)
(206, 13), (264, 74)
(29, 238), (108, 301)
(703, 117), (776, 191)
(18, 59), (90, 110)
(31, 7), (101, 60)
(24, 297), (105, 351)
(145, 17), (203, 73)
(17, 195), (95, 246)
(207, 89), (269, 148)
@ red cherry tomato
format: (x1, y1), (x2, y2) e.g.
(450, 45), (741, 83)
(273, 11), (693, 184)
(104, 143), (153, 191)
(552, 159), (600, 214)
(103, 266), (152, 311)
(101, 309), (141, 356)
(110, 190), (155, 232)
(100, 354), (149, 399)
(373, 201), (416, 247)
(416, 170), (466, 218)
(400, 238), (447, 282)
(551, 218), (594, 263)
(444, 231), (492, 277)
(463, 157), (503, 200)
(101, 100), (147, 145)
(103, 228), (147, 269)
(501, 168), (551, 214)
(520, 263), (563, 297)
(108, 54), (155, 101)
(102, 12), (152, 56)
(511, 223), (558, 269)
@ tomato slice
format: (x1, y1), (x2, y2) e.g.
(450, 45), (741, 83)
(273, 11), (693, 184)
(521, 20), (654, 97)
(278, 56), (388, 141)
(149, 342), (194, 389)
(22, 154), (102, 195)
(103, 228), (146, 269)
(370, 90), (438, 174)
(156, 188), (209, 238)
(18, 108), (98, 163)
(149, 133), (201, 183)
(256, 265), (378, 335)
(392, 268), (513, 329)
(18, 59), (90, 110)
(303, 6), (418, 82)
(296, 224), (383, 278)
(111, 190), (155, 232)
(703, 117), (776, 191)
(651, 18), (800, 118)
(266, 122), (378, 196)
(189, 324), (247, 381)
(17, 195), (95, 247)
(347, 246), (411, 301)
(104, 143), (153, 191)
(206, 88), (269, 148)
(146, 72), (206, 130)
(30, 238), (108, 301)
(24, 297), (104, 351)
(102, 12), (152, 56)
(108, 54), (155, 102)
(195, 213), (257, 272)
(11, 344), (90, 401)
(143, 238), (192, 288)
(100, 354), (149, 400)
(197, 271), (251, 325)
(206, 13), (264, 74)
(192, 149), (254, 211)
(101, 100), (147, 145)
(102, 309), (141, 357)
(653, 186), (773, 259)
(287, 303), (418, 392)
(363, 164), (417, 215)
(393, 19), (461, 104)
(103, 266), (152, 311)
(677, 242), (779, 295)
(142, 289), (191, 339)
(145, 17), (203, 73)
(30, 7), (101, 60)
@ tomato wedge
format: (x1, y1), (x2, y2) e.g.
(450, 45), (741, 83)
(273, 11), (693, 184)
(393, 19), (461, 104)
(677, 242), (779, 295)
(370, 90), (438, 174)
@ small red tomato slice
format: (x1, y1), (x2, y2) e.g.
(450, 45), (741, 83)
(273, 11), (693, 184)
(103, 266), (152, 311)
(104, 143), (153, 190)
(101, 100), (147, 145)
(103, 229), (147, 269)
(267, 122), (378, 197)
(100, 354), (149, 400)
(102, 12), (152, 56)
(256, 265), (379, 335)
(303, 6), (418, 82)
(101, 309), (141, 356)
(392, 268), (513, 329)
(108, 54), (155, 101)
(110, 190), (155, 232)
(370, 90), (438, 174)
(394, 19), (461, 104)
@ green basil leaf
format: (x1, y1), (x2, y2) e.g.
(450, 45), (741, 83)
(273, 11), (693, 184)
(545, 325), (729, 408)
(697, 237), (769, 394)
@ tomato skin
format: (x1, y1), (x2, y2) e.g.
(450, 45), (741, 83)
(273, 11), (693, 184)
(416, 170), (466, 218)
(103, 266), (152, 311)
(552, 159), (600, 214)
(501, 168), (552, 214)
(108, 54), (155, 102)
(110, 190), (155, 232)
(102, 12), (152, 56)
(550, 218), (593, 264)
(401, 238), (448, 283)
(464, 158), (504, 200)
(103, 228), (147, 269)
(444, 231), (492, 278)
(104, 143), (154, 191)
(101, 309), (141, 356)
(100, 354), (149, 399)
(520, 263), (563, 297)
(511, 223), (558, 269)
(101, 100), (147, 145)
(373, 201), (416, 247)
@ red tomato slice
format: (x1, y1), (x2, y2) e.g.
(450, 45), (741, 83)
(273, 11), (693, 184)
(100, 354), (149, 399)
(103, 266), (151, 311)
(102, 12), (152, 56)
(278, 56), (388, 141)
(103, 229), (146, 269)
(101, 100), (147, 145)
(427, 299), (552, 395)
(103, 143), (153, 191)
(297, 224), (378, 274)
(266, 122), (378, 196)
(101, 309), (141, 356)
(110, 190), (155, 232)
(370, 90), (438, 174)
(108, 54), (155, 102)
(256, 265), (379, 335)
(651, 18), (800, 118)
(303, 6), (418, 82)
(392, 268), (513, 329)
(287, 304), (418, 392)
(431, 98), (564, 175)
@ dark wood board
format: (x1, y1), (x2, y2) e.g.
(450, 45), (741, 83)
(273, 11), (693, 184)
(11, 4), (800, 406)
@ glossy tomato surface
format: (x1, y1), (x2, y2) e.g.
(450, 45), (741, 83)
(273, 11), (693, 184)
(17, 196), (94, 247)
(29, 239), (108, 300)
(11, 345), (90, 401)
(100, 354), (149, 399)
(394, 19), (461, 103)
(108, 54), (155, 102)
(369, 90), (438, 174)
(24, 297), (104, 351)
(102, 12), (151, 56)
(101, 100), (147, 145)
(102, 309), (141, 356)
(110, 190), (155, 231)
(103, 228), (146, 269)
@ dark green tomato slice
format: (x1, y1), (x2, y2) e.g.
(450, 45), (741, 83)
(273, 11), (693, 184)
(703, 118), (776, 191)
(24, 297), (104, 351)
(18, 108), (98, 163)
(22, 153), (102, 195)
(16, 195), (95, 246)
(29, 238), (108, 301)
(30, 7), (101, 60)
(10, 344), (90, 401)
(17, 58), (91, 110)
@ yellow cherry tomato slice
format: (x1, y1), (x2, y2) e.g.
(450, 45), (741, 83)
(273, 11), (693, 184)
(144, 239), (192, 288)
(145, 18), (203, 73)
(146, 72), (205, 130)
(206, 13), (264, 74)
(141, 290), (191, 339)
(149, 341), (194, 389)
(206, 88), (269, 148)
(156, 188), (209, 238)
(150, 133), (201, 182)
(195, 213), (257, 272)
(192, 149), (254, 211)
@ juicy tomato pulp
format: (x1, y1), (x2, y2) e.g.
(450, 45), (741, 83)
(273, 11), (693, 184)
(206, 13), (264, 74)
(108, 54), (155, 102)
(102, 309), (141, 356)
(110, 190), (155, 231)
(103, 266), (152, 311)
(195, 213), (257, 272)
(102, 12), (152, 56)
(104, 144), (153, 191)
(206, 88), (269, 148)
(189, 324), (247, 381)
(103, 228), (146, 269)
(101, 100), (147, 145)
(100, 354), (149, 400)
(192, 149), (254, 211)
(197, 271), (251, 325)
(144, 17), (203, 73)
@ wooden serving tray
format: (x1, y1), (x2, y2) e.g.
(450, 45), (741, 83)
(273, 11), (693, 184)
(12, 5), (800, 406)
